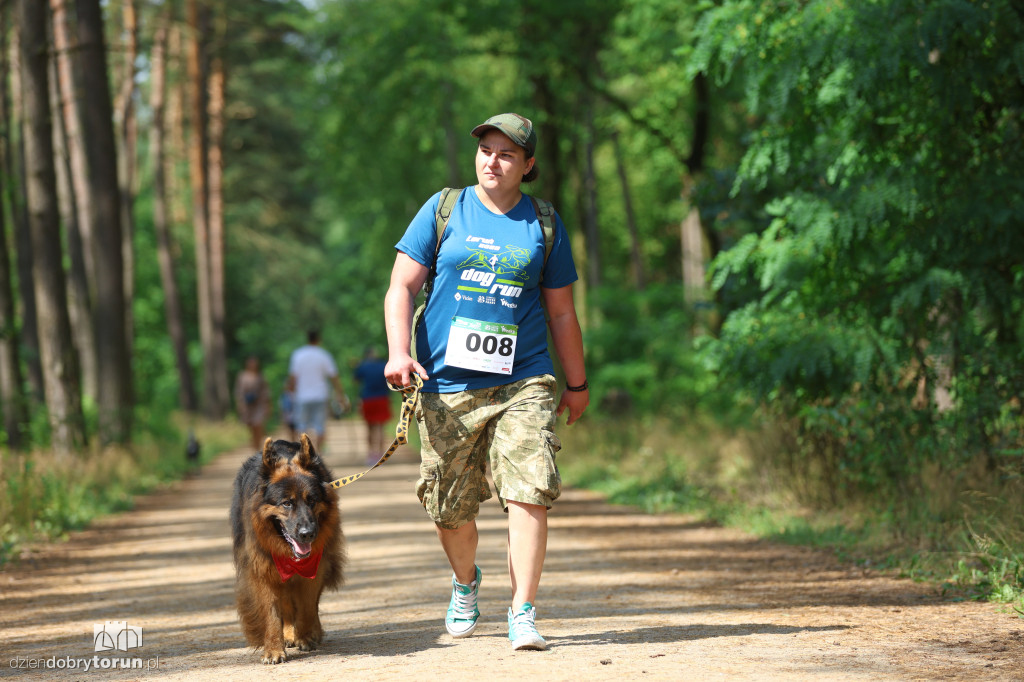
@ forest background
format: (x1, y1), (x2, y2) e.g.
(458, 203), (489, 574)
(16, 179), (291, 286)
(0, 0), (1021, 615)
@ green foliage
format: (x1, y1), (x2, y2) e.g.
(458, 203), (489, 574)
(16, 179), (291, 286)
(586, 283), (726, 416)
(558, 416), (715, 515)
(689, 0), (1024, 493)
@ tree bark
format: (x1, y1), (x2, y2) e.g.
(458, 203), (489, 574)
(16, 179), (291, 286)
(681, 72), (714, 304)
(187, 0), (229, 417)
(0, 167), (26, 450)
(529, 73), (564, 208)
(50, 0), (100, 401)
(149, 6), (198, 413)
(166, 22), (189, 229)
(0, 1), (26, 450)
(49, 10), (98, 404)
(76, 0), (133, 445)
(19, 0), (86, 454)
(207, 33), (230, 415)
(115, 0), (138, 360)
(186, 0), (221, 418)
(5, 25), (45, 402)
(51, 0), (95, 289)
(681, 200), (705, 303)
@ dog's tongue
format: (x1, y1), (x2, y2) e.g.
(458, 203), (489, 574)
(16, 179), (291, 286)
(285, 534), (312, 558)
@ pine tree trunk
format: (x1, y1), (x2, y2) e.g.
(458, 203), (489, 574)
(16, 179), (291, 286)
(680, 201), (705, 303)
(0, 166), (26, 450)
(115, 0), (138, 361)
(50, 0), (100, 402)
(207, 41), (230, 415)
(530, 73), (564, 208)
(681, 72), (716, 305)
(49, 17), (98, 404)
(5, 26), (45, 403)
(0, 1), (26, 450)
(76, 0), (133, 445)
(19, 0), (86, 454)
(150, 6), (198, 413)
(165, 24), (188, 230)
(186, 0), (220, 418)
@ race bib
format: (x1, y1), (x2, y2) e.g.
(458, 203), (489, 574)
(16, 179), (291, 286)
(444, 317), (518, 375)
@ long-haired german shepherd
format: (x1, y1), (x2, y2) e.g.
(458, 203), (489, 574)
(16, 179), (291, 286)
(230, 434), (345, 664)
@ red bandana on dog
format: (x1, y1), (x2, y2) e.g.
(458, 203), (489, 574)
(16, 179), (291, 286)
(273, 550), (323, 581)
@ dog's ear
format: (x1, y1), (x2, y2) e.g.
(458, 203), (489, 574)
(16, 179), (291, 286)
(262, 437), (280, 471)
(297, 433), (321, 469)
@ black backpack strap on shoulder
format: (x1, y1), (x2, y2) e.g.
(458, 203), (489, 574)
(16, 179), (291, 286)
(528, 195), (556, 284)
(425, 187), (462, 298)
(412, 187), (460, 361)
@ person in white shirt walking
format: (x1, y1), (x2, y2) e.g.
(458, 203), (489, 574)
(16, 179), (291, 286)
(287, 329), (350, 451)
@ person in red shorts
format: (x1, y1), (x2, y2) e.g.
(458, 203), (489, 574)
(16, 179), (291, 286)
(353, 346), (393, 466)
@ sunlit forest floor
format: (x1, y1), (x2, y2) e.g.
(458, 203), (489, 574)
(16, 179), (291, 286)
(0, 419), (1021, 679)
(4, 406), (1021, 624)
(558, 412), (1024, 621)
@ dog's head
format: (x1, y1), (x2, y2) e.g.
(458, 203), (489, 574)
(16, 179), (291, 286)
(258, 434), (334, 559)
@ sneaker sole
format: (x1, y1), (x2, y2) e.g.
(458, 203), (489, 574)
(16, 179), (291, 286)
(446, 621), (478, 638)
(511, 635), (547, 651)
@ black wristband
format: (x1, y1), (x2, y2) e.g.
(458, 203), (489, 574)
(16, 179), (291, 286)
(565, 379), (588, 392)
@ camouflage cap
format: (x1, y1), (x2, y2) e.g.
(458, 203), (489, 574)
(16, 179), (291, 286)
(471, 113), (537, 157)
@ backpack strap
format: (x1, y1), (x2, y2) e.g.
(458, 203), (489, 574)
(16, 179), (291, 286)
(412, 187), (461, 361)
(424, 188), (555, 298)
(528, 195), (556, 283)
(413, 189), (558, 357)
(424, 187), (462, 299)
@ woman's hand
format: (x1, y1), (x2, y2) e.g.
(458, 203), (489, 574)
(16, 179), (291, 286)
(556, 387), (589, 426)
(385, 353), (428, 389)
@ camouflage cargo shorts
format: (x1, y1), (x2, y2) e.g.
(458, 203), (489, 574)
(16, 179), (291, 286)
(414, 374), (562, 529)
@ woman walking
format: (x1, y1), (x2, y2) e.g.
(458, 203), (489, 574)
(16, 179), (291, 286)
(384, 113), (589, 651)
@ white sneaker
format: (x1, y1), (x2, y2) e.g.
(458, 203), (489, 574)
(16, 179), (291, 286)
(445, 566), (481, 638)
(507, 602), (547, 651)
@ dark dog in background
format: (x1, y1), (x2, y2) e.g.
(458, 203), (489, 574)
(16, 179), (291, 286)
(230, 434), (344, 664)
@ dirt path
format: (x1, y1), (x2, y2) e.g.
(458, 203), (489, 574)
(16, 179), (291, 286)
(1, 420), (1021, 680)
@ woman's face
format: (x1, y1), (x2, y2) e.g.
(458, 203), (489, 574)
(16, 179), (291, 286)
(475, 130), (535, 194)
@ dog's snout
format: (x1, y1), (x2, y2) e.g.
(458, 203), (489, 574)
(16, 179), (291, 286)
(296, 526), (316, 543)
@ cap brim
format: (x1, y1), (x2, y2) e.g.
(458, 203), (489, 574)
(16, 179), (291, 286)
(471, 121), (535, 156)
(471, 123), (499, 138)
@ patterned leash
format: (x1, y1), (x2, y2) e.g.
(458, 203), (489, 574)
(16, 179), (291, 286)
(327, 374), (422, 489)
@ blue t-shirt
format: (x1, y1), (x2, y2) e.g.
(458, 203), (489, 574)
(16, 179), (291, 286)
(395, 188), (578, 393)
(354, 359), (390, 399)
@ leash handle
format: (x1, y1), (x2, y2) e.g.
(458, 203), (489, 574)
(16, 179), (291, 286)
(327, 375), (423, 489)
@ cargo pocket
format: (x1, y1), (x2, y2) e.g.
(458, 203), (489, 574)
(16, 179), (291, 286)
(418, 462), (481, 530)
(415, 465), (441, 518)
(539, 429), (562, 503)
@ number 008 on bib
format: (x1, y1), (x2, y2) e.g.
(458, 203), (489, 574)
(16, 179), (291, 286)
(444, 317), (518, 375)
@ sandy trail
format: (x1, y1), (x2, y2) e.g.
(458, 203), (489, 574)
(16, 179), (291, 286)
(1, 420), (1021, 680)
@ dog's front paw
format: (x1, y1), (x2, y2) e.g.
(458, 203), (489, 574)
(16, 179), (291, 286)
(261, 648), (287, 664)
(293, 637), (317, 652)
